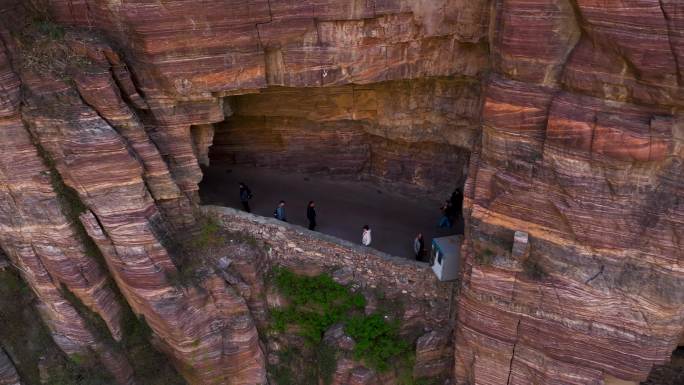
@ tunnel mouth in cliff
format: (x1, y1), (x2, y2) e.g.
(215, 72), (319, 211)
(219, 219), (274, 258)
(198, 81), (475, 257)
(207, 80), (475, 199)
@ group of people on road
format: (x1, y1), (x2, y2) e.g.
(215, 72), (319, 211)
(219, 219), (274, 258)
(239, 182), (462, 259)
(411, 188), (464, 261)
(240, 182), (372, 245)
(271, 200), (319, 231)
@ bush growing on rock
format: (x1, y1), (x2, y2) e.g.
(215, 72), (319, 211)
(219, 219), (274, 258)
(345, 314), (409, 372)
(269, 268), (412, 374)
(270, 267), (366, 342)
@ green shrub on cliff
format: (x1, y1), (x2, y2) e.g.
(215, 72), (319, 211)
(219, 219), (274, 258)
(270, 268), (411, 373)
(345, 314), (409, 372)
(120, 312), (186, 385)
(35, 19), (65, 40)
(268, 343), (337, 385)
(16, 16), (94, 82)
(191, 217), (223, 249)
(0, 270), (52, 384)
(271, 268), (365, 342)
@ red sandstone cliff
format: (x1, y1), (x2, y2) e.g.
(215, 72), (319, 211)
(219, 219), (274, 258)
(0, 0), (681, 385)
(456, 1), (683, 384)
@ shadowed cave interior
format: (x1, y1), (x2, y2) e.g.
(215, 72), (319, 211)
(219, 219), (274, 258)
(198, 83), (472, 258)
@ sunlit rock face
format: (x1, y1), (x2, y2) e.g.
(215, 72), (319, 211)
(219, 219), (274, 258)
(0, 0), (682, 385)
(47, 0), (489, 93)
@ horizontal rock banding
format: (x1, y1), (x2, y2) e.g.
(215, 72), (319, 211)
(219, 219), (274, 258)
(457, 0), (684, 384)
(0, 0), (681, 384)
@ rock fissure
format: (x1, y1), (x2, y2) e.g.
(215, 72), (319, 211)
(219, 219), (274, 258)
(505, 318), (522, 385)
(585, 264), (604, 285)
(657, 0), (682, 86)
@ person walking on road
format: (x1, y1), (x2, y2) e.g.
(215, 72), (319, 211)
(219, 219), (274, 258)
(413, 233), (425, 261)
(362, 225), (372, 246)
(274, 200), (287, 222)
(438, 200), (452, 228)
(307, 201), (317, 231)
(239, 182), (253, 213)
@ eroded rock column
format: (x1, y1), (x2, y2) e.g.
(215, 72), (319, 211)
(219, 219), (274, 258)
(18, 48), (265, 385)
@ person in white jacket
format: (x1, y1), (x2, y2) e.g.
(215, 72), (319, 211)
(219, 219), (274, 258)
(361, 225), (372, 246)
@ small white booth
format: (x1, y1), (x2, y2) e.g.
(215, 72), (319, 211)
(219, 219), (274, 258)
(430, 235), (461, 281)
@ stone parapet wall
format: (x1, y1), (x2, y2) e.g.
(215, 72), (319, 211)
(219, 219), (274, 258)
(202, 205), (452, 304)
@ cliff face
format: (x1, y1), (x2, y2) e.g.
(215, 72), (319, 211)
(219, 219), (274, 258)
(0, 1), (681, 385)
(457, 1), (683, 384)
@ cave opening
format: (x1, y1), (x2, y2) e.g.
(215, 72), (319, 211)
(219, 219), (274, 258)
(641, 346), (684, 385)
(199, 79), (477, 258)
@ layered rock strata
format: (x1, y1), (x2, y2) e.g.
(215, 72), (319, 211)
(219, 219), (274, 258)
(47, 0), (488, 92)
(0, 4), (265, 383)
(455, 0), (684, 384)
(0, 35), (135, 385)
(19, 50), (264, 385)
(212, 79), (477, 196)
(43, 0), (489, 203)
(0, 0), (681, 385)
(414, 330), (453, 380)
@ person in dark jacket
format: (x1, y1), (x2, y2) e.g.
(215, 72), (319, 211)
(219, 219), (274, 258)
(450, 187), (464, 221)
(306, 201), (317, 230)
(274, 200), (287, 221)
(413, 233), (425, 261)
(239, 182), (252, 213)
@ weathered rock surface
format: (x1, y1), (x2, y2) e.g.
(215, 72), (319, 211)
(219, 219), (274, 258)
(0, 4), (264, 383)
(47, 0), (488, 93)
(0, 0), (681, 385)
(0, 348), (20, 385)
(414, 330), (452, 380)
(212, 79), (476, 197)
(0, 34), (135, 385)
(456, 1), (684, 385)
(38, 0), (488, 205)
(19, 70), (265, 385)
